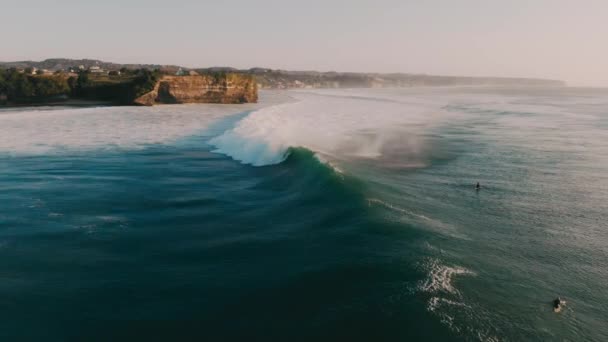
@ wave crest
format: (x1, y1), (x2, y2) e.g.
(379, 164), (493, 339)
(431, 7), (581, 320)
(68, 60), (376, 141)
(209, 90), (449, 167)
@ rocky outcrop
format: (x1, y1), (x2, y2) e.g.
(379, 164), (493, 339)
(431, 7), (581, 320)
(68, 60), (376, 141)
(132, 86), (158, 106)
(133, 74), (257, 106)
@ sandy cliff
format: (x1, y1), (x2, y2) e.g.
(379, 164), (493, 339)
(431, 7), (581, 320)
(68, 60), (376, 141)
(134, 74), (257, 106)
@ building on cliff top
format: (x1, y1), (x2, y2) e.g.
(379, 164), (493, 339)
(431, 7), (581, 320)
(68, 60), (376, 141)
(89, 66), (105, 74)
(174, 68), (199, 76)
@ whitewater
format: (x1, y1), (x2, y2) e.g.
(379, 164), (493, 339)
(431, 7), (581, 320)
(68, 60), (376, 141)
(209, 89), (459, 166)
(1, 87), (607, 341)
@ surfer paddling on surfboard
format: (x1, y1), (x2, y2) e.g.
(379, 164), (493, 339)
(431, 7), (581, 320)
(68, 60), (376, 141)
(475, 182), (481, 190)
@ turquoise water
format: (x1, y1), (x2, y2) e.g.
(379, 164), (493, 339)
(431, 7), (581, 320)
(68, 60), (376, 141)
(0, 87), (607, 341)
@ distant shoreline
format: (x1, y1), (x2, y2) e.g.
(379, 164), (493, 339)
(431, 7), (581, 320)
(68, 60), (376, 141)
(1, 58), (566, 91)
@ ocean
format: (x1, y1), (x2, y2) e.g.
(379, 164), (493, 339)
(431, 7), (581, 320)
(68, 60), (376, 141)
(0, 87), (607, 341)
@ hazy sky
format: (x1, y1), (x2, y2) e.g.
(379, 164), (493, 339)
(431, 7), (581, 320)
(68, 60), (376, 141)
(2, 0), (607, 86)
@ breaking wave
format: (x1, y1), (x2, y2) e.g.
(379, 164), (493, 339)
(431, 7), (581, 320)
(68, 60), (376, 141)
(209, 90), (452, 167)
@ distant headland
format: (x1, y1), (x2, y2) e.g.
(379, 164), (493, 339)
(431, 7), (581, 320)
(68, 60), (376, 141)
(0, 58), (565, 106)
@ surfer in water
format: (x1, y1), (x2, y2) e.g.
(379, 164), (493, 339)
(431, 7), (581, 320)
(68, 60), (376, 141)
(475, 182), (481, 190)
(553, 297), (565, 313)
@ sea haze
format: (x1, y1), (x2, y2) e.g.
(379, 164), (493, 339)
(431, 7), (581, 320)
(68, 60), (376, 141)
(0, 87), (607, 341)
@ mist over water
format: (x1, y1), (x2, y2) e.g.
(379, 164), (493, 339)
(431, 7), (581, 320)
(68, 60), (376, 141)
(1, 87), (607, 341)
(210, 89), (456, 166)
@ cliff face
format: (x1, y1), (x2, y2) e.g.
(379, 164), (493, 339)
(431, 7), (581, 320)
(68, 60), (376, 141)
(133, 74), (257, 106)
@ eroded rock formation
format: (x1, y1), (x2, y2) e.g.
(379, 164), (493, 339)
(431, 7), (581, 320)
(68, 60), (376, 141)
(134, 74), (257, 106)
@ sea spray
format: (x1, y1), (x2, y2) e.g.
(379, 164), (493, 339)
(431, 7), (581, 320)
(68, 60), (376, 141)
(209, 90), (452, 167)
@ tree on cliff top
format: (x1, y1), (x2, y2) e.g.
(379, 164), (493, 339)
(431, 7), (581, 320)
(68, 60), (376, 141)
(0, 68), (69, 101)
(131, 69), (160, 98)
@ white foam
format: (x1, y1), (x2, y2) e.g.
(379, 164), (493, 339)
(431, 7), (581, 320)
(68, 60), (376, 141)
(428, 296), (500, 341)
(0, 102), (266, 156)
(419, 260), (503, 341)
(419, 258), (476, 294)
(428, 296), (470, 312)
(209, 89), (455, 166)
(368, 198), (469, 239)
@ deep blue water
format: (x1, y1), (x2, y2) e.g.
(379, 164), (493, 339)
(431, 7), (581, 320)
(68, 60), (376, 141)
(1, 87), (607, 341)
(0, 145), (453, 341)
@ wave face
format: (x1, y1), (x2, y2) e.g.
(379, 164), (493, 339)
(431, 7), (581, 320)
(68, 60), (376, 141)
(1, 87), (608, 341)
(210, 87), (608, 341)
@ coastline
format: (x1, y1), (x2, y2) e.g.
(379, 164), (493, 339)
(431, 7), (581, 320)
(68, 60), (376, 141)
(0, 98), (115, 108)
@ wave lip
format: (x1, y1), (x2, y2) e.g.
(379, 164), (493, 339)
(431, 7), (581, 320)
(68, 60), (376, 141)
(209, 89), (450, 167)
(208, 109), (290, 166)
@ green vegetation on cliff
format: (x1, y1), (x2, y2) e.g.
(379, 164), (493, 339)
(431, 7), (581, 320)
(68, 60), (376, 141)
(70, 69), (160, 104)
(1, 58), (566, 106)
(0, 68), (160, 105)
(0, 68), (70, 103)
(0, 67), (258, 106)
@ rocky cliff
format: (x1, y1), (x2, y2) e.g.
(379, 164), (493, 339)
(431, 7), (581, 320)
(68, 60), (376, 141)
(133, 74), (257, 106)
